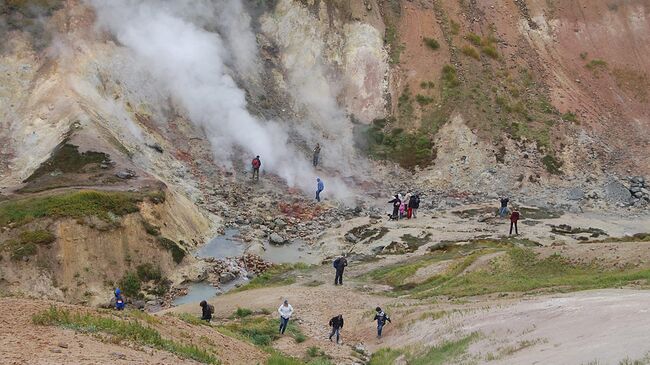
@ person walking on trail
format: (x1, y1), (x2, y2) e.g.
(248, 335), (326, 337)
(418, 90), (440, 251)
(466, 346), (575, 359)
(328, 314), (344, 344)
(499, 196), (510, 217)
(316, 177), (324, 202)
(333, 255), (348, 285)
(313, 143), (321, 167)
(510, 208), (520, 235)
(374, 307), (391, 339)
(114, 288), (125, 310)
(409, 193), (420, 218)
(388, 195), (401, 220)
(278, 299), (294, 335)
(200, 300), (214, 322)
(404, 192), (412, 219)
(251, 156), (261, 181)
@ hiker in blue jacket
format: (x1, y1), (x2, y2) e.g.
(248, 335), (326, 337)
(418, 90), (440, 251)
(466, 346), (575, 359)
(316, 178), (324, 202)
(114, 288), (125, 310)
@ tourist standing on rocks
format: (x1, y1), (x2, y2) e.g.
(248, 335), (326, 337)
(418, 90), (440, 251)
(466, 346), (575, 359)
(409, 193), (420, 218)
(200, 300), (214, 322)
(328, 314), (344, 344)
(510, 208), (520, 235)
(114, 288), (125, 310)
(316, 177), (324, 202)
(313, 143), (321, 167)
(399, 199), (406, 219)
(333, 255), (348, 285)
(278, 299), (294, 335)
(374, 307), (391, 338)
(388, 195), (401, 220)
(251, 155), (261, 181)
(499, 196), (510, 217)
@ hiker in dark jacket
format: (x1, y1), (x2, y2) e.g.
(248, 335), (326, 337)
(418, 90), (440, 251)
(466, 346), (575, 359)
(510, 208), (520, 235)
(333, 256), (348, 285)
(374, 307), (391, 338)
(313, 143), (321, 167)
(200, 300), (213, 322)
(328, 314), (344, 343)
(499, 196), (510, 217)
(388, 195), (401, 220)
(411, 193), (421, 218)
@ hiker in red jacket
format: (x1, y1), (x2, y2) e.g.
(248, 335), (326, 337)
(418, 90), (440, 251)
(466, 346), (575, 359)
(510, 208), (520, 235)
(251, 155), (261, 181)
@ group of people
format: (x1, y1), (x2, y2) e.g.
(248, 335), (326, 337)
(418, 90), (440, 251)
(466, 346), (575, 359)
(499, 196), (521, 235)
(388, 192), (420, 220)
(251, 147), (326, 203)
(277, 300), (389, 343)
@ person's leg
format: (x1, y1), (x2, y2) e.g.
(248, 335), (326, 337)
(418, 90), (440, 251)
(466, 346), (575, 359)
(377, 323), (383, 338)
(329, 327), (335, 340)
(413, 208), (417, 218)
(281, 318), (289, 334)
(515, 221), (518, 235)
(279, 317), (284, 333)
(510, 221), (513, 235)
(338, 269), (344, 285)
(334, 270), (340, 285)
(336, 328), (340, 343)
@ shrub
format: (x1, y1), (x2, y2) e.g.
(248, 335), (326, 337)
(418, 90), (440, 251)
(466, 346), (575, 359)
(136, 263), (162, 282)
(481, 45), (499, 59)
(415, 94), (434, 106)
(461, 45), (479, 60)
(142, 220), (160, 236)
(423, 37), (440, 50)
(450, 20), (460, 35)
(542, 154), (563, 175)
(234, 307), (253, 318)
(465, 33), (482, 46)
(562, 112), (577, 122)
(157, 237), (186, 264)
(119, 272), (141, 298)
(586, 59), (608, 71)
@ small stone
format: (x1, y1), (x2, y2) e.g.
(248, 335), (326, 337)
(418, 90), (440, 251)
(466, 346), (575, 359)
(58, 342), (68, 349)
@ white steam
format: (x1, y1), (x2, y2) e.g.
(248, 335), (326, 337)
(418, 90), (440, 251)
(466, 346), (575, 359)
(88, 0), (353, 198)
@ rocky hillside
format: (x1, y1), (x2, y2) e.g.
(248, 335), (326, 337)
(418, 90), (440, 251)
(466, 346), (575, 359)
(0, 0), (649, 305)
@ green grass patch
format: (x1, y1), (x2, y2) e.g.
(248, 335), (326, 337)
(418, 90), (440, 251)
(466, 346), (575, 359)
(423, 37), (440, 50)
(562, 111), (578, 122)
(235, 307), (253, 318)
(136, 263), (162, 282)
(0, 190), (145, 227)
(465, 33), (482, 46)
(3, 229), (56, 261)
(221, 315), (305, 346)
(170, 312), (212, 326)
(586, 59), (608, 71)
(422, 247), (650, 298)
(370, 333), (478, 365)
(415, 94), (434, 106)
(33, 306), (219, 364)
(233, 263), (310, 292)
(24, 144), (108, 182)
(385, 26), (404, 64)
(481, 45), (499, 59)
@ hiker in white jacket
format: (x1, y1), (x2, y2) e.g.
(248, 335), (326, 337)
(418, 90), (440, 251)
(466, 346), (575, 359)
(278, 299), (294, 334)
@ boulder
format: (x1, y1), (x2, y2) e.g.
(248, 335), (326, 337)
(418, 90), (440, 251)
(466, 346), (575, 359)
(345, 233), (358, 243)
(115, 169), (137, 179)
(269, 233), (287, 245)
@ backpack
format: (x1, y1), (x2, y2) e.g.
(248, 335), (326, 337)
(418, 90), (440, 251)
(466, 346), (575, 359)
(252, 158), (260, 168)
(333, 258), (340, 268)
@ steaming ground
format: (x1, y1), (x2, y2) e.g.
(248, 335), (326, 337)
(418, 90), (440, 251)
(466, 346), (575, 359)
(87, 0), (364, 200)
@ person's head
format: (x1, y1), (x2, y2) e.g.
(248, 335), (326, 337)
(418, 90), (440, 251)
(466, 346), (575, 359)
(376, 306), (381, 312)
(256, 155), (259, 159)
(316, 143), (320, 147)
(115, 288), (121, 296)
(338, 314), (343, 319)
(200, 300), (207, 308)
(283, 299), (289, 306)
(317, 177), (321, 182)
